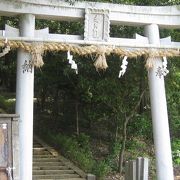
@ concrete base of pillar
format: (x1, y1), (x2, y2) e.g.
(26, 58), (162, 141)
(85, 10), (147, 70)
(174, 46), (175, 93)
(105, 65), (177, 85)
(87, 174), (96, 180)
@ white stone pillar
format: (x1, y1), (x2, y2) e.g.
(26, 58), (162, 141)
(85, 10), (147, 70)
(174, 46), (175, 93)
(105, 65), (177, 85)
(144, 24), (174, 180)
(15, 14), (35, 180)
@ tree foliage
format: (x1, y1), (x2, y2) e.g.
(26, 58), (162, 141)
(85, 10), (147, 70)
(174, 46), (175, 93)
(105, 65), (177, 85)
(0, 0), (179, 178)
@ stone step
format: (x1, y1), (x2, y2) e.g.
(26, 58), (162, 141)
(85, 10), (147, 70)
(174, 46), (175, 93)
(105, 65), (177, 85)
(33, 158), (60, 162)
(33, 149), (51, 155)
(33, 169), (75, 175)
(33, 166), (69, 170)
(33, 162), (65, 166)
(33, 147), (47, 150)
(33, 158), (61, 163)
(33, 155), (56, 158)
(33, 136), (88, 180)
(33, 174), (81, 179)
(33, 178), (86, 180)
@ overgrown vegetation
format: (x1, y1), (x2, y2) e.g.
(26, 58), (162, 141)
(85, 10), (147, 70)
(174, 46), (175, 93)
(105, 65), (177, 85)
(172, 139), (180, 165)
(0, 95), (15, 113)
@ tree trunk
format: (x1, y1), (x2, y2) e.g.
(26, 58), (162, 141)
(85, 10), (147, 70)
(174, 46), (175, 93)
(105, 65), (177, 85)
(118, 115), (128, 174)
(118, 90), (145, 175)
(75, 100), (79, 136)
(52, 89), (59, 120)
(115, 123), (119, 142)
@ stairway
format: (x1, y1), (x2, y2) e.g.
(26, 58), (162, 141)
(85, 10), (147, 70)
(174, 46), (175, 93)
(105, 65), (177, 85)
(33, 136), (87, 180)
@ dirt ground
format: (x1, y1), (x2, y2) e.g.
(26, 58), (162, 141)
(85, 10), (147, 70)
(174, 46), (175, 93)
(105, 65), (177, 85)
(174, 166), (180, 180)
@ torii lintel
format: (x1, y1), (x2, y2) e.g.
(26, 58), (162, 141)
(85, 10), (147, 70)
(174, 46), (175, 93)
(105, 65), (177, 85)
(0, 0), (180, 28)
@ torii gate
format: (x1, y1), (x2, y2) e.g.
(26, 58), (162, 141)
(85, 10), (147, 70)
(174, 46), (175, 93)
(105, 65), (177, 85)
(0, 1), (180, 180)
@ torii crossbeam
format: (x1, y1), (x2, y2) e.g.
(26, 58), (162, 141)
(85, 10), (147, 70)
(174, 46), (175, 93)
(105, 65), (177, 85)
(0, 1), (179, 180)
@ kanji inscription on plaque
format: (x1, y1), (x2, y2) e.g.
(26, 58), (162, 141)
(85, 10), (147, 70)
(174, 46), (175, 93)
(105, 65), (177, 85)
(84, 8), (110, 41)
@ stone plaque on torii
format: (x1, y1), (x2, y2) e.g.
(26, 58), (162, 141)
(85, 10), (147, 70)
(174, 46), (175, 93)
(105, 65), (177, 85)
(84, 8), (110, 41)
(0, 1), (179, 180)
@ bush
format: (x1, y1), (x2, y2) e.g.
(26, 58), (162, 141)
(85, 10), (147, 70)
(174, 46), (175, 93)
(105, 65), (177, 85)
(51, 133), (95, 172)
(77, 133), (91, 152)
(0, 95), (15, 113)
(106, 141), (121, 171)
(172, 139), (180, 165)
(93, 160), (111, 180)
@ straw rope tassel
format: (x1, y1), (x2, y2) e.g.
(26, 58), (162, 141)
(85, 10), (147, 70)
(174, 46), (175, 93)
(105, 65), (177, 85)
(31, 43), (44, 67)
(145, 57), (154, 70)
(94, 46), (108, 71)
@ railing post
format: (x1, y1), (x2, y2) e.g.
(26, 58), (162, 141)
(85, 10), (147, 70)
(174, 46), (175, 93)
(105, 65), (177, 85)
(125, 157), (149, 180)
(125, 160), (136, 180)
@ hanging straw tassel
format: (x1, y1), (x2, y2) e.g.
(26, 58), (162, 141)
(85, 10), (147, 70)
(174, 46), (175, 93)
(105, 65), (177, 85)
(94, 46), (108, 71)
(94, 53), (108, 71)
(145, 57), (154, 70)
(145, 49), (158, 70)
(31, 43), (44, 68)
